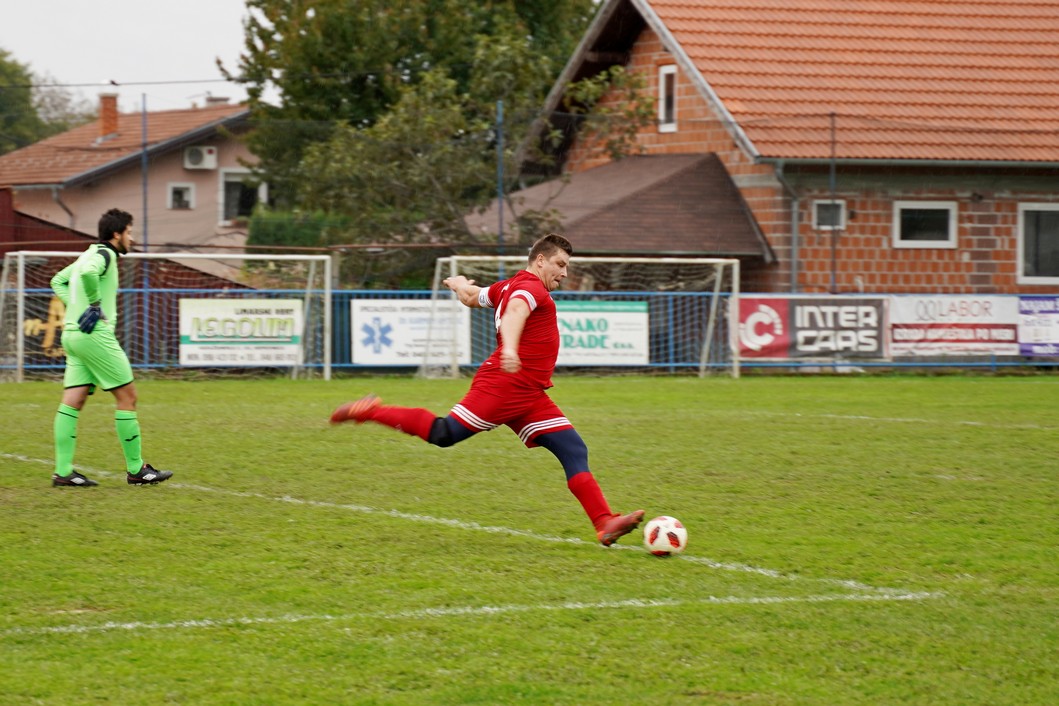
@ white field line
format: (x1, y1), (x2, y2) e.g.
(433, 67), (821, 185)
(732, 410), (1057, 431)
(4, 452), (912, 597)
(1, 591), (942, 638)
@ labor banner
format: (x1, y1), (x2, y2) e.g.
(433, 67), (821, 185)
(889, 296), (1018, 356)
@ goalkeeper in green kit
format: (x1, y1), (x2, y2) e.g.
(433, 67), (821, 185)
(49, 208), (171, 487)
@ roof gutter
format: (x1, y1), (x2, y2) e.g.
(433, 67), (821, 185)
(629, 0), (760, 163)
(51, 186), (75, 229)
(758, 156), (1059, 169)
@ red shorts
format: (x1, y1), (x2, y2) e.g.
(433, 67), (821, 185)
(449, 372), (573, 447)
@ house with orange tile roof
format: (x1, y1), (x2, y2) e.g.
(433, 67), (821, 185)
(0, 94), (259, 253)
(487, 0), (1059, 294)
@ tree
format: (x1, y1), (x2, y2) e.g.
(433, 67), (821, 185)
(233, 1), (654, 287)
(226, 0), (596, 203)
(0, 49), (47, 155)
(0, 50), (95, 155)
(32, 72), (95, 135)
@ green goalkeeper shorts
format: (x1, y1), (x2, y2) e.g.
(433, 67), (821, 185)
(60, 327), (135, 391)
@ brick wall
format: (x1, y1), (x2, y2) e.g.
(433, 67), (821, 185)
(793, 184), (1059, 294)
(564, 27), (792, 292)
(562, 28), (1058, 295)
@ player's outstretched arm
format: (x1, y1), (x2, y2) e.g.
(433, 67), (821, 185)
(443, 275), (484, 308)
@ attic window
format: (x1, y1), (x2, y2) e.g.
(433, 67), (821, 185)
(1018, 203), (1059, 283)
(892, 201), (957, 249)
(658, 65), (676, 133)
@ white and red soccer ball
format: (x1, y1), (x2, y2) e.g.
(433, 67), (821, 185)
(643, 515), (688, 556)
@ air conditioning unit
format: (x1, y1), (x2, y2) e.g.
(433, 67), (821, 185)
(183, 145), (217, 170)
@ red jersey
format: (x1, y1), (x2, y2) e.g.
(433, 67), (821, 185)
(480, 269), (559, 389)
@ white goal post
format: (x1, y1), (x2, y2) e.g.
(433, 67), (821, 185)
(0, 251), (332, 382)
(418, 255), (741, 379)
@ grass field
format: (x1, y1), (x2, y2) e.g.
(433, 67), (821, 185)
(1, 374), (1057, 705)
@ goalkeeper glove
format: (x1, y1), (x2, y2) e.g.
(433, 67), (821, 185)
(77, 304), (105, 333)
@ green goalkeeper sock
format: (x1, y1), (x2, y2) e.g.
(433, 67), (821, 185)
(114, 410), (144, 474)
(53, 404), (80, 476)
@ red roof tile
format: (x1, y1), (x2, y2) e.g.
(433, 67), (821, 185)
(646, 0), (1059, 162)
(0, 103), (248, 187)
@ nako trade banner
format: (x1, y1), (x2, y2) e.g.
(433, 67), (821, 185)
(556, 300), (649, 366)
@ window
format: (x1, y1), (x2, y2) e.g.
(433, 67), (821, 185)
(167, 183), (194, 210)
(1018, 203), (1059, 283)
(221, 170), (267, 224)
(812, 199), (846, 231)
(892, 201), (957, 249)
(658, 65), (676, 133)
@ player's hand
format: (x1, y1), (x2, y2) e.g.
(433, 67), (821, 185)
(442, 275), (475, 291)
(77, 304), (105, 333)
(500, 347), (521, 373)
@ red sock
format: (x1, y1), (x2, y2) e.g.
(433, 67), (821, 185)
(567, 471), (614, 529)
(368, 405), (436, 441)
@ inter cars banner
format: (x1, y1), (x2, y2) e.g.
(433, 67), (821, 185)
(890, 296), (1018, 356)
(738, 297), (887, 359)
(1018, 295), (1059, 357)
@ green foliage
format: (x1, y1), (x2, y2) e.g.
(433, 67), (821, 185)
(230, 0), (596, 205)
(248, 208), (351, 249)
(563, 64), (656, 162)
(0, 50), (94, 155)
(1, 376), (1058, 704)
(0, 49), (47, 155)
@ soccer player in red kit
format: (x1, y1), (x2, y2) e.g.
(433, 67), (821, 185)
(331, 233), (644, 546)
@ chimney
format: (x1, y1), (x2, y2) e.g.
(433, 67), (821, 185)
(99, 93), (119, 140)
(204, 95), (230, 106)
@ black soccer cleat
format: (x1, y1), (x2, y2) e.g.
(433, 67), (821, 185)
(127, 463), (173, 485)
(52, 471), (99, 487)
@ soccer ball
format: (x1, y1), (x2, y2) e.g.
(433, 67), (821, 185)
(643, 515), (688, 556)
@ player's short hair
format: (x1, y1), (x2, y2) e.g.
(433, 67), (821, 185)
(528, 233), (573, 264)
(98, 208), (133, 241)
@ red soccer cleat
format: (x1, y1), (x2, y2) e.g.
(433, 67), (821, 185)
(330, 395), (381, 424)
(596, 509), (646, 546)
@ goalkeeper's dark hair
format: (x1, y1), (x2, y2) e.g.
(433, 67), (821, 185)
(528, 233), (573, 264)
(98, 208), (133, 241)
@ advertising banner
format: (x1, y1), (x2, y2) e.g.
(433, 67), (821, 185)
(179, 298), (303, 366)
(556, 300), (649, 366)
(738, 297), (886, 359)
(889, 296), (1018, 356)
(351, 299), (471, 366)
(1018, 295), (1059, 357)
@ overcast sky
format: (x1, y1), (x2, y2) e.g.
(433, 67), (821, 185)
(2, 0), (256, 113)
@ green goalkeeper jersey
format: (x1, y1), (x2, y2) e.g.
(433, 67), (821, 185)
(51, 242), (120, 332)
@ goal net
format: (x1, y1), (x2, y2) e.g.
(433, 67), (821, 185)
(418, 255), (741, 379)
(0, 251), (332, 382)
